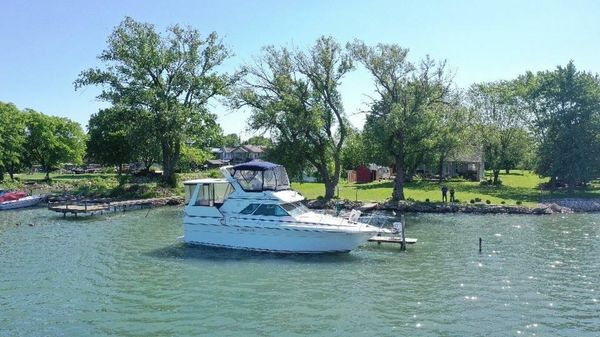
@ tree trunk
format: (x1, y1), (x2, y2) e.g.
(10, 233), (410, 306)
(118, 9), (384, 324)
(493, 169), (500, 185)
(438, 156), (445, 183)
(161, 140), (180, 187)
(324, 180), (336, 200)
(392, 155), (405, 201)
(118, 162), (123, 176)
(505, 168), (510, 174)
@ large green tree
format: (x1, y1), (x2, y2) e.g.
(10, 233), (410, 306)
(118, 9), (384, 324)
(76, 17), (234, 186)
(236, 36), (353, 200)
(23, 110), (86, 179)
(469, 81), (528, 184)
(0, 102), (27, 180)
(518, 62), (600, 187)
(350, 41), (453, 201)
(87, 107), (132, 174)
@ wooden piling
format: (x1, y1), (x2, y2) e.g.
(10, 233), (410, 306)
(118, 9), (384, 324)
(479, 237), (482, 253)
(400, 214), (406, 251)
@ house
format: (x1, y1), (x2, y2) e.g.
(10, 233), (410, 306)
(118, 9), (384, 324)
(416, 148), (485, 181)
(355, 165), (373, 183)
(211, 144), (267, 166)
(231, 145), (266, 164)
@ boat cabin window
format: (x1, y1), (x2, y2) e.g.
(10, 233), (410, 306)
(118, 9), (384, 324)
(252, 204), (289, 217)
(240, 203), (260, 214)
(281, 202), (309, 217)
(192, 182), (234, 208)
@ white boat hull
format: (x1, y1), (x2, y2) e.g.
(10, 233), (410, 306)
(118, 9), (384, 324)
(184, 220), (376, 253)
(0, 196), (44, 210)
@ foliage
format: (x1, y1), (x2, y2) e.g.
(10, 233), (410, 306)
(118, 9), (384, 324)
(23, 110), (86, 179)
(178, 144), (211, 172)
(468, 80), (529, 184)
(244, 135), (272, 147)
(235, 36), (353, 200)
(0, 102), (27, 180)
(221, 133), (241, 147)
(76, 17), (234, 186)
(349, 40), (454, 201)
(518, 61), (600, 186)
(340, 127), (367, 171)
(87, 107), (132, 171)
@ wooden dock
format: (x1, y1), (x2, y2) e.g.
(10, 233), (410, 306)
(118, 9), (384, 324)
(48, 197), (183, 217)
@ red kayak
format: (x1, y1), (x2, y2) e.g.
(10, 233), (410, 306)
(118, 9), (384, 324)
(0, 191), (27, 202)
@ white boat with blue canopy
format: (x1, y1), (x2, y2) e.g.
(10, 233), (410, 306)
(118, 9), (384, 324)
(183, 160), (381, 253)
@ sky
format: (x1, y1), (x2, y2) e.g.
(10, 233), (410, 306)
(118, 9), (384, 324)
(1, 0), (599, 139)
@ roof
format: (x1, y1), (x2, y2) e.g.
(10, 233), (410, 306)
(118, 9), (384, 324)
(241, 144), (266, 153)
(232, 160), (280, 171)
(206, 159), (229, 165)
(447, 147), (483, 163)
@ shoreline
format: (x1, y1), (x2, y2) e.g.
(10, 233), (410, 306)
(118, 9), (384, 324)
(306, 198), (600, 214)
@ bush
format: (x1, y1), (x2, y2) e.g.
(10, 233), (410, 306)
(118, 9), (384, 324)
(454, 199), (460, 203)
(486, 200), (491, 204)
(501, 201), (506, 205)
(516, 201), (522, 205)
(474, 197), (482, 203)
(470, 199), (475, 204)
(406, 197), (415, 202)
(425, 198), (430, 203)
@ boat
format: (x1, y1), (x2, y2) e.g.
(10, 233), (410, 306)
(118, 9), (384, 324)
(0, 195), (44, 210)
(183, 161), (382, 253)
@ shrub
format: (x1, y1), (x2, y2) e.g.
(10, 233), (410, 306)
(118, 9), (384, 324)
(501, 201), (506, 205)
(454, 199), (460, 203)
(486, 200), (491, 204)
(406, 197), (415, 202)
(470, 199), (475, 204)
(425, 198), (430, 203)
(516, 201), (522, 205)
(474, 197), (482, 203)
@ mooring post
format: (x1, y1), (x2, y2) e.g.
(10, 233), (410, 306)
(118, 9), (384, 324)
(479, 237), (482, 253)
(84, 200), (87, 212)
(400, 214), (406, 251)
(355, 188), (358, 202)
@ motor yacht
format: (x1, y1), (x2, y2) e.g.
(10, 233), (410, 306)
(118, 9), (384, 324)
(183, 161), (381, 253)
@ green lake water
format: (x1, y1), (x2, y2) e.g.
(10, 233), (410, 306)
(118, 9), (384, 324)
(1, 207), (599, 337)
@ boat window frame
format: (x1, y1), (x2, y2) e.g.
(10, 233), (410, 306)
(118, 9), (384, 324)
(251, 204), (290, 217)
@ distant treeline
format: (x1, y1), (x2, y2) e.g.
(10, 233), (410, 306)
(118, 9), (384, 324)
(3, 17), (599, 201)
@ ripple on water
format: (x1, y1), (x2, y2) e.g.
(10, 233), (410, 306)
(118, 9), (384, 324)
(1, 209), (599, 336)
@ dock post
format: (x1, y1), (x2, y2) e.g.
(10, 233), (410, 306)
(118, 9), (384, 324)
(84, 201), (87, 212)
(479, 237), (482, 253)
(400, 214), (406, 251)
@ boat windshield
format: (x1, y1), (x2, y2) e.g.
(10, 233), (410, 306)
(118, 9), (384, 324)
(281, 202), (309, 217)
(231, 165), (291, 192)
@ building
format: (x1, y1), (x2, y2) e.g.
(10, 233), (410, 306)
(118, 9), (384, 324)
(416, 148), (485, 181)
(210, 145), (268, 166)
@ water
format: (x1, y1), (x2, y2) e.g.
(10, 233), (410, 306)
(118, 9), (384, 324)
(1, 207), (599, 337)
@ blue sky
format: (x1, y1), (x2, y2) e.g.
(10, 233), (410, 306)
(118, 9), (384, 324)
(1, 0), (599, 138)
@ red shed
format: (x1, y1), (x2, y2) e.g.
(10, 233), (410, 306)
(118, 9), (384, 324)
(355, 165), (373, 183)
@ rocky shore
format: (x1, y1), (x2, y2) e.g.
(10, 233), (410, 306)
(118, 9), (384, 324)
(306, 199), (578, 215)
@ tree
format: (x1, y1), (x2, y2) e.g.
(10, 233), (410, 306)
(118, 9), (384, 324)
(340, 127), (367, 171)
(243, 135), (272, 147)
(23, 110), (86, 179)
(76, 17), (235, 186)
(349, 41), (453, 201)
(87, 107), (132, 174)
(518, 62), (600, 187)
(221, 133), (241, 147)
(468, 81), (527, 184)
(235, 36), (353, 200)
(432, 104), (473, 182)
(0, 102), (27, 180)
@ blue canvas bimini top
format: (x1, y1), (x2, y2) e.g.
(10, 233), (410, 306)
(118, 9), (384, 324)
(232, 160), (281, 171)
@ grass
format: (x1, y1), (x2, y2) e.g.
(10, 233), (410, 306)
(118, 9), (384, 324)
(3, 169), (599, 206)
(293, 170), (600, 207)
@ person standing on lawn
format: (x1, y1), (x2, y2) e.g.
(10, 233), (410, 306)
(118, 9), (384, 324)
(441, 186), (448, 202)
(449, 187), (455, 202)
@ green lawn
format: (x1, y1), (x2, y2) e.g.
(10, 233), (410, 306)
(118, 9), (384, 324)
(4, 169), (599, 206)
(293, 170), (600, 206)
